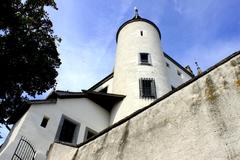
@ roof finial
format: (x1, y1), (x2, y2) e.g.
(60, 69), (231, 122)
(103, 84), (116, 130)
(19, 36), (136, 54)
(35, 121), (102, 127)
(195, 61), (202, 75)
(134, 7), (139, 18)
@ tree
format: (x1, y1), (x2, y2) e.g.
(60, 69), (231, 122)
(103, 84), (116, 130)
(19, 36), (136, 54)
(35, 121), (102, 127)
(0, 0), (61, 126)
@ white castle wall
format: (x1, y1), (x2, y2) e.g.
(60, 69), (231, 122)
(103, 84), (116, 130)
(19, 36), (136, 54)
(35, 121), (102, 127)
(47, 52), (240, 160)
(165, 57), (192, 88)
(111, 21), (171, 123)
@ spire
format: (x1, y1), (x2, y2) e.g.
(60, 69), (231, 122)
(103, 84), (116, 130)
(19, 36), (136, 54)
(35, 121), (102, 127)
(134, 7), (139, 18)
(195, 61), (202, 75)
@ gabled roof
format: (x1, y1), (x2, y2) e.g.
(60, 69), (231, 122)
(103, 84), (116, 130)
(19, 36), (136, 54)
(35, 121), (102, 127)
(7, 90), (125, 124)
(88, 53), (194, 91)
(88, 73), (114, 91)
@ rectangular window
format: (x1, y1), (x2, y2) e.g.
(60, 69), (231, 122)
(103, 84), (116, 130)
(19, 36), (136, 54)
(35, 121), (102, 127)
(140, 31), (143, 36)
(55, 115), (80, 144)
(84, 127), (97, 141)
(40, 116), (49, 128)
(177, 70), (182, 77)
(139, 78), (156, 99)
(139, 53), (151, 65)
(166, 62), (170, 67)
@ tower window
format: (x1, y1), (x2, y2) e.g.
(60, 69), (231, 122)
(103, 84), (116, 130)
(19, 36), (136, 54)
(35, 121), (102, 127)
(84, 127), (97, 141)
(177, 70), (182, 77)
(140, 31), (143, 36)
(55, 115), (80, 144)
(166, 62), (170, 67)
(40, 116), (49, 128)
(139, 78), (156, 99)
(139, 53), (151, 65)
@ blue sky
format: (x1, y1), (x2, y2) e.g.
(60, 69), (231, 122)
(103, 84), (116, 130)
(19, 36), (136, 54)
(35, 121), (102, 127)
(1, 0), (240, 144)
(49, 0), (240, 92)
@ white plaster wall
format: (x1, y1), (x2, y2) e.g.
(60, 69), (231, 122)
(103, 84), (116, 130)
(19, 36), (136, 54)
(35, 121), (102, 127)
(111, 21), (171, 123)
(48, 53), (240, 160)
(0, 98), (110, 160)
(164, 57), (192, 88)
(0, 113), (29, 160)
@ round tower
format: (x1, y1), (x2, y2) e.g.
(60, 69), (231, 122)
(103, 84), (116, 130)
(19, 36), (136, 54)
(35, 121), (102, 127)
(111, 9), (171, 123)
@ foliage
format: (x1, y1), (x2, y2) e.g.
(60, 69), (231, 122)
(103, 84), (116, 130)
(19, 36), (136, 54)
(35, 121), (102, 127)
(0, 0), (61, 125)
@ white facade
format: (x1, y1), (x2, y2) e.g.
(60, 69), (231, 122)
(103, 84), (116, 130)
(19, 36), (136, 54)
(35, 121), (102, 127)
(0, 98), (110, 160)
(90, 18), (193, 123)
(111, 21), (170, 123)
(0, 12), (194, 160)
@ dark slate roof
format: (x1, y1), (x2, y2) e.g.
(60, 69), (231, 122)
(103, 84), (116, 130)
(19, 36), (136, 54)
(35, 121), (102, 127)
(47, 90), (125, 112)
(7, 99), (57, 124)
(88, 53), (194, 91)
(88, 73), (114, 91)
(7, 90), (125, 124)
(82, 90), (125, 111)
(47, 90), (85, 99)
(116, 15), (161, 42)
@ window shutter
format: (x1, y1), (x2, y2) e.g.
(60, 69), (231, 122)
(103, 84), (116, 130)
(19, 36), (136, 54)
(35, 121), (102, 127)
(151, 79), (157, 98)
(139, 79), (143, 98)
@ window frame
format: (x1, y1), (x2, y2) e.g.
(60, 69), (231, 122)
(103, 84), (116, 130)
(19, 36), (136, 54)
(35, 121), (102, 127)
(139, 78), (157, 99)
(166, 62), (170, 68)
(40, 116), (49, 128)
(177, 70), (182, 77)
(84, 127), (98, 141)
(139, 53), (152, 65)
(55, 115), (80, 144)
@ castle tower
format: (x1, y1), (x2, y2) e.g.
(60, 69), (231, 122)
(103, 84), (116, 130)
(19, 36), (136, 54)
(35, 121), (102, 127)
(111, 9), (171, 123)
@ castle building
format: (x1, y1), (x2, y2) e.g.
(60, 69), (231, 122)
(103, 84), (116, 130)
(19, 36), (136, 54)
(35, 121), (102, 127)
(0, 9), (194, 160)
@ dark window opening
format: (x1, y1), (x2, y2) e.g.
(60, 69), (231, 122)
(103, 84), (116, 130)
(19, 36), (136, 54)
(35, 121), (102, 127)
(140, 31), (143, 36)
(139, 53), (151, 65)
(139, 78), (156, 99)
(55, 116), (80, 144)
(99, 87), (108, 93)
(177, 70), (182, 76)
(84, 128), (97, 141)
(40, 116), (49, 128)
(171, 85), (176, 90)
(58, 119), (76, 143)
(166, 62), (170, 67)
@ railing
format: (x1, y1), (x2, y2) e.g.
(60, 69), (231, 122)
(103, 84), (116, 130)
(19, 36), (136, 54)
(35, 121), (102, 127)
(11, 136), (36, 160)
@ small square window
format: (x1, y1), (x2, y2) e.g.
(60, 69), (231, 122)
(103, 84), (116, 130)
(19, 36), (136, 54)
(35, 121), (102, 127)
(84, 127), (97, 141)
(40, 116), (49, 128)
(139, 78), (156, 99)
(139, 53), (151, 65)
(177, 70), (182, 76)
(166, 63), (170, 67)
